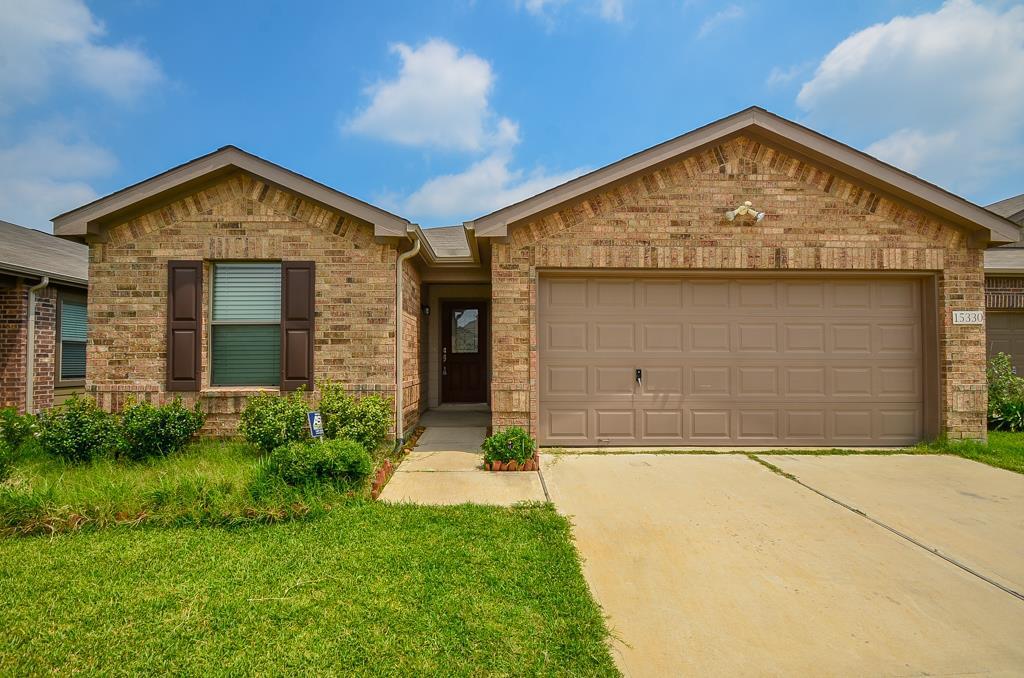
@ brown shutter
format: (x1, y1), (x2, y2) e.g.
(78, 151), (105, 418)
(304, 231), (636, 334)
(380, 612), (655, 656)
(167, 261), (202, 391)
(281, 261), (315, 391)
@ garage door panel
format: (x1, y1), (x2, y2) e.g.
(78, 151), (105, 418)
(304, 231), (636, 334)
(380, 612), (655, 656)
(737, 367), (779, 397)
(736, 323), (778, 352)
(641, 410), (683, 440)
(543, 365), (588, 396)
(737, 410), (779, 440)
(594, 409), (636, 440)
(690, 410), (732, 440)
(595, 367), (636, 396)
(539, 276), (925, 446)
(641, 323), (684, 351)
(545, 322), (587, 351)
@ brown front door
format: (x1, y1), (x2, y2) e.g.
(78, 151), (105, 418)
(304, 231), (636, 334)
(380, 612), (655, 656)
(442, 301), (488, 403)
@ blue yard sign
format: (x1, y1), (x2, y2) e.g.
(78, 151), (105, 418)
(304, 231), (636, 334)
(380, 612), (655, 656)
(307, 411), (324, 438)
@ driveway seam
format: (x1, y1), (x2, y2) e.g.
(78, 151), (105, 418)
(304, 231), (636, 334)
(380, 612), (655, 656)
(749, 454), (1024, 604)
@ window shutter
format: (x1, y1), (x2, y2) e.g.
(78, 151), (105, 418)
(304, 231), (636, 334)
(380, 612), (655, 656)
(167, 261), (202, 391)
(281, 261), (315, 391)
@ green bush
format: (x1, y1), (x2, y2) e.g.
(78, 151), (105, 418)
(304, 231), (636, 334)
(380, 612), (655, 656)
(0, 438), (12, 483)
(119, 398), (205, 461)
(0, 407), (36, 451)
(482, 426), (536, 465)
(318, 383), (392, 451)
(239, 390), (311, 454)
(987, 353), (1024, 431)
(37, 396), (121, 463)
(263, 438), (372, 488)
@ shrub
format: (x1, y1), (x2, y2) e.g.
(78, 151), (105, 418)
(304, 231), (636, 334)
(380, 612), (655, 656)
(0, 438), (12, 483)
(0, 407), (36, 451)
(319, 383), (392, 451)
(482, 426), (536, 465)
(119, 398), (206, 461)
(987, 353), (1024, 431)
(37, 396), (121, 463)
(239, 390), (311, 454)
(263, 438), (372, 488)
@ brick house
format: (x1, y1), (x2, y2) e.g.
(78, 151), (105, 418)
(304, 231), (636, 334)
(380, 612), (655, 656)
(52, 108), (1020, 444)
(983, 193), (1024, 371)
(1, 219), (89, 413)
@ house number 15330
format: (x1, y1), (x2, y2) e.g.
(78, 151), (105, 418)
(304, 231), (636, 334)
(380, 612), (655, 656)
(952, 310), (984, 325)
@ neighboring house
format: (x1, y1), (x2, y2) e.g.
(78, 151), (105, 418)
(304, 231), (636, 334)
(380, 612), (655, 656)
(51, 107), (1021, 444)
(984, 193), (1024, 371)
(0, 219), (89, 413)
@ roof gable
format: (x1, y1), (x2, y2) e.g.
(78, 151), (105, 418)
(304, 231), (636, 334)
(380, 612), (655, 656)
(52, 146), (410, 240)
(467, 107), (1021, 246)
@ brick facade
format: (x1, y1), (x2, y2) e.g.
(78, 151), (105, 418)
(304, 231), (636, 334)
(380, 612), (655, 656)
(985, 276), (1024, 310)
(401, 257), (427, 432)
(86, 172), (409, 437)
(490, 135), (988, 441)
(0, 282), (58, 413)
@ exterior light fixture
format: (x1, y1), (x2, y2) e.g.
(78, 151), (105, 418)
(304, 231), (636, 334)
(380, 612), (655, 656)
(725, 201), (765, 222)
(422, 305), (430, 316)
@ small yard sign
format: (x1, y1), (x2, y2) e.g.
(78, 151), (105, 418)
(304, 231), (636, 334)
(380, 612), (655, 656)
(952, 310), (985, 325)
(307, 411), (324, 438)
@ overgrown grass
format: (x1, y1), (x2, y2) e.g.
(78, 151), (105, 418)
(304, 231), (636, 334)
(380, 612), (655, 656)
(915, 431), (1024, 474)
(0, 503), (618, 676)
(0, 440), (374, 536)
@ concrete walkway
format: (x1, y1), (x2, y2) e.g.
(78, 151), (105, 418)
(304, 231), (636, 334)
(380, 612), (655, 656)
(379, 407), (546, 506)
(543, 453), (1024, 677)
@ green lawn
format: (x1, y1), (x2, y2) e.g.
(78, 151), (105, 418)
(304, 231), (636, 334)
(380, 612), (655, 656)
(0, 502), (618, 676)
(0, 440), (363, 536)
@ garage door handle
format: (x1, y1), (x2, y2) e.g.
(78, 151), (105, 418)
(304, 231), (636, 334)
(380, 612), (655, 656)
(635, 368), (642, 385)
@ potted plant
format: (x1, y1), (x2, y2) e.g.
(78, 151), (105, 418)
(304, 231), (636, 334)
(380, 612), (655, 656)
(482, 426), (539, 471)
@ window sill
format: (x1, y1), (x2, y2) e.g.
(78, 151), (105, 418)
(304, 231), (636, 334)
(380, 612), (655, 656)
(202, 386), (281, 396)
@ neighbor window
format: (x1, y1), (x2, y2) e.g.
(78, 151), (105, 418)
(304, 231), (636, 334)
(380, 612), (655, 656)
(211, 262), (281, 386)
(58, 292), (87, 382)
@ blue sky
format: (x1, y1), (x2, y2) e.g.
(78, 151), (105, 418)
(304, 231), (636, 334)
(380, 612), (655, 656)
(1, 0), (1022, 230)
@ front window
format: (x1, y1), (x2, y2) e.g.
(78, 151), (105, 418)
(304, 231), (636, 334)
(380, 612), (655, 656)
(59, 293), (87, 382)
(211, 262), (281, 387)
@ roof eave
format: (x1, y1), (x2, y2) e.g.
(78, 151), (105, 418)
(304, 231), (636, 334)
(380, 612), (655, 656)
(53, 146), (411, 239)
(466, 106), (1020, 246)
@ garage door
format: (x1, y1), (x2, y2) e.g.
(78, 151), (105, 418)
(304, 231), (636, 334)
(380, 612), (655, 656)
(987, 312), (1024, 373)
(539, 276), (925, 446)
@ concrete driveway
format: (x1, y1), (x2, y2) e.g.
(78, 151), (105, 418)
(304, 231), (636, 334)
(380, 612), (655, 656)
(542, 453), (1024, 677)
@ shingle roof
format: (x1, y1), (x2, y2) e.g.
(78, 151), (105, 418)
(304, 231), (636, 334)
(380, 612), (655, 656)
(0, 220), (88, 285)
(988, 193), (1024, 223)
(422, 225), (470, 258)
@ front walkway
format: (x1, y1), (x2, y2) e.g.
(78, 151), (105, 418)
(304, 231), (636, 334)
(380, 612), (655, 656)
(379, 405), (546, 505)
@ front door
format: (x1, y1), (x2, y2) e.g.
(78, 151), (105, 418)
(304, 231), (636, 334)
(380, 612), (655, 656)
(442, 301), (487, 403)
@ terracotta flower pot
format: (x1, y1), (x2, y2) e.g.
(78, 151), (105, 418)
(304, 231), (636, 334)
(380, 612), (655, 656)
(507, 460), (519, 472)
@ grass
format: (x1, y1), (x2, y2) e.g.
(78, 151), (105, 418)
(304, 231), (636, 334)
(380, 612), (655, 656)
(0, 502), (618, 676)
(0, 440), (369, 536)
(546, 431), (1024, 475)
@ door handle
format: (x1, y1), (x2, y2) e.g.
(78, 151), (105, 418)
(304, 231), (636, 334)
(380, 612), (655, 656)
(635, 368), (642, 385)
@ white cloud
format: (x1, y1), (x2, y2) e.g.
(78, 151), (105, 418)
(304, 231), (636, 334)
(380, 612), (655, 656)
(698, 5), (744, 38)
(517, 0), (625, 25)
(766, 63), (809, 88)
(345, 40), (517, 152)
(795, 0), (1024, 193)
(0, 125), (117, 230)
(348, 38), (584, 224)
(402, 151), (587, 221)
(0, 0), (163, 111)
